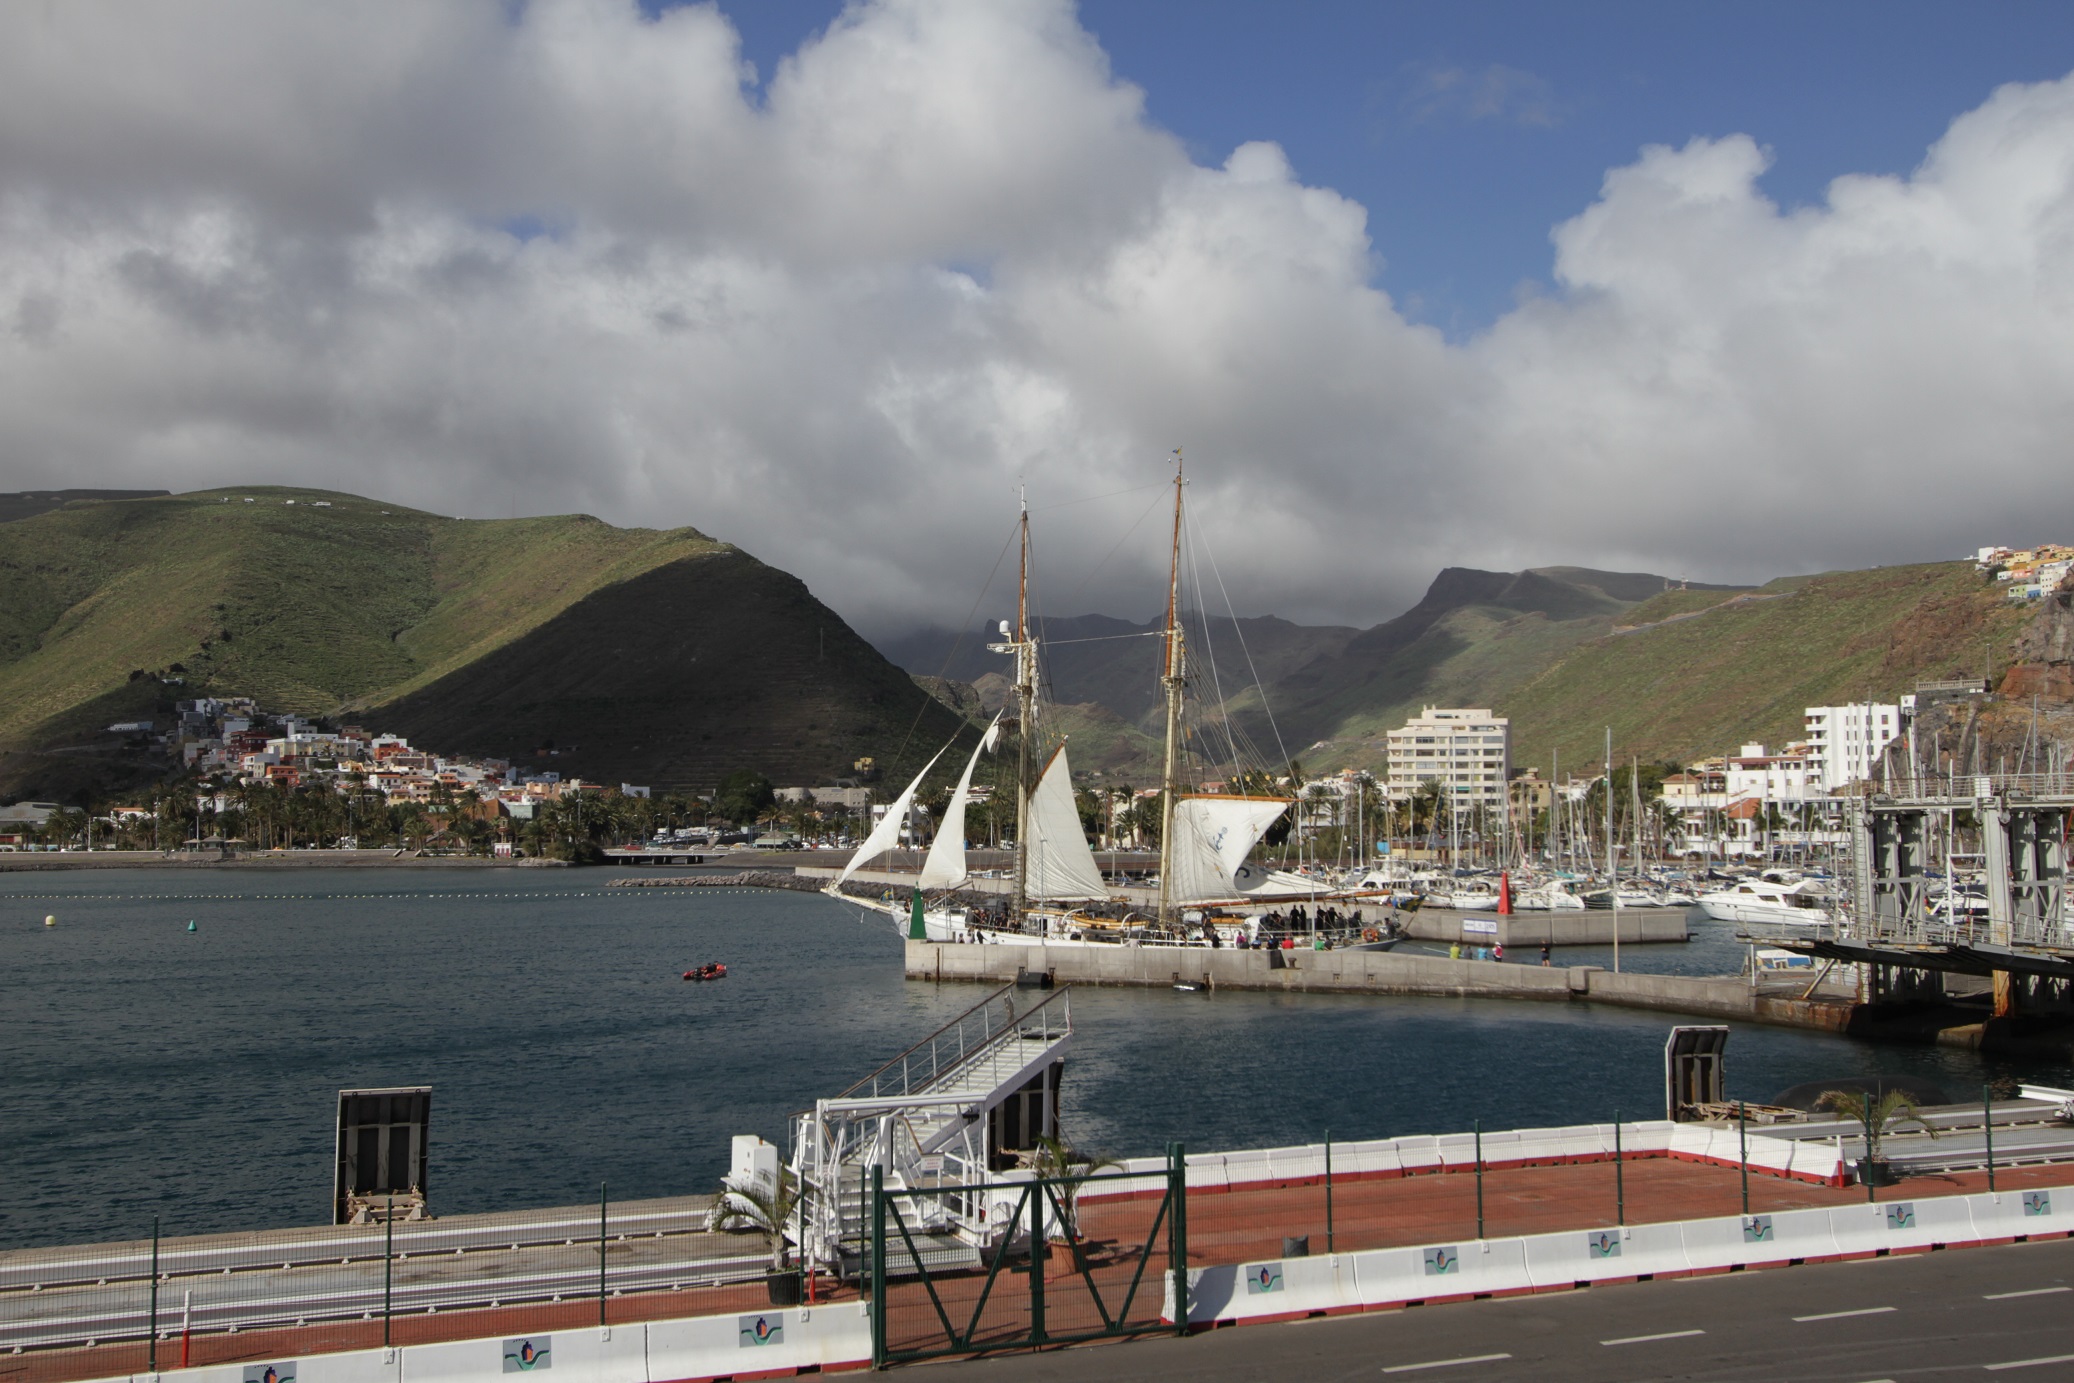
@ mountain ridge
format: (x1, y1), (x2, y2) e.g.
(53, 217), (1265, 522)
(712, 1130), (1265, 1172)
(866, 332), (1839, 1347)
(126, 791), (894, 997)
(0, 487), (963, 800)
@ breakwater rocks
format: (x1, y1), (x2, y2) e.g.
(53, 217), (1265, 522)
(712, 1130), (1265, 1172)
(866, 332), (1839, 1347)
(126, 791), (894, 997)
(605, 870), (823, 892)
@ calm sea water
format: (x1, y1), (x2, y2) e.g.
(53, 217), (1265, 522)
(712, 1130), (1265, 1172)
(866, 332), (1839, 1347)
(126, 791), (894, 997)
(3, 869), (2064, 1249)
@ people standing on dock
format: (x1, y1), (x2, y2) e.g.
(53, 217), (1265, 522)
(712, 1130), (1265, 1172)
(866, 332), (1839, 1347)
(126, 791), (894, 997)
(1540, 943), (1552, 967)
(1493, 943), (1505, 963)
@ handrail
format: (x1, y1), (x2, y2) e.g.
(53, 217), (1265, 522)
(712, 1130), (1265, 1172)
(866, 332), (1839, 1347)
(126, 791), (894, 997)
(837, 983), (1019, 1099)
(835, 984), (1072, 1104)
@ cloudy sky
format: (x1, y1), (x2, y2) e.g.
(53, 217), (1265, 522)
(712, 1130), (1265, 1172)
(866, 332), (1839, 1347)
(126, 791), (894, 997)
(6, 1), (2074, 636)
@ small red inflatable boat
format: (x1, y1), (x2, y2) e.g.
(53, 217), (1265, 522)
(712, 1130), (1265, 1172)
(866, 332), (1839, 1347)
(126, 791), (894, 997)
(682, 962), (729, 981)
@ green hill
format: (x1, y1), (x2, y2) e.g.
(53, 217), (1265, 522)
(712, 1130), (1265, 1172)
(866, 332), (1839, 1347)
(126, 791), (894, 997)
(883, 560), (2026, 781)
(1498, 561), (2024, 771)
(0, 488), (963, 799)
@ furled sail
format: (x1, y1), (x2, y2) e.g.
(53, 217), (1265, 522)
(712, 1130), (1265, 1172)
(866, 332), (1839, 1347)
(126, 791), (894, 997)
(1024, 745), (1108, 901)
(832, 744), (949, 889)
(917, 715), (1003, 890)
(1164, 795), (1291, 903)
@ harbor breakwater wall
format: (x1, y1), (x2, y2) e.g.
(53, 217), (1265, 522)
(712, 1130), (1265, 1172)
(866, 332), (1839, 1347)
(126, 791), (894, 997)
(905, 940), (1855, 1033)
(1400, 908), (1690, 946)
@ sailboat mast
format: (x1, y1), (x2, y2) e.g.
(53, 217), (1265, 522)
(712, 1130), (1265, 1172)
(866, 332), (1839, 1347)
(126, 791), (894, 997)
(1157, 453), (1187, 928)
(1012, 500), (1034, 923)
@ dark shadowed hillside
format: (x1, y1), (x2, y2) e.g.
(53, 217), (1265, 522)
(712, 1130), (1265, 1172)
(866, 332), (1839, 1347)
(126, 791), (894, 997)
(371, 549), (965, 792)
(0, 488), (964, 799)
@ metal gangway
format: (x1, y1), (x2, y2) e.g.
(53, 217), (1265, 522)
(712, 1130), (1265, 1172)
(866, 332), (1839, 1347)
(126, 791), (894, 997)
(1749, 775), (2074, 1010)
(789, 982), (1073, 1278)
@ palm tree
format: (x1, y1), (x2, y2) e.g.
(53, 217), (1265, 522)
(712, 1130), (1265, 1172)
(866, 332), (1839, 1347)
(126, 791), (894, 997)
(709, 1164), (801, 1275)
(1818, 1087), (1937, 1189)
(1026, 1134), (1119, 1244)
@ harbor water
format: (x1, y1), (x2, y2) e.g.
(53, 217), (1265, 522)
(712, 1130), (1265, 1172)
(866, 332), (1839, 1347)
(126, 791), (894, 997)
(4, 868), (2066, 1249)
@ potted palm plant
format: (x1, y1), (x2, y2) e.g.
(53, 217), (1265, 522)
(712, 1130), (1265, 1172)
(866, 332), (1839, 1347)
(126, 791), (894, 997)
(1818, 1087), (1937, 1190)
(708, 1165), (804, 1304)
(1026, 1134), (1119, 1260)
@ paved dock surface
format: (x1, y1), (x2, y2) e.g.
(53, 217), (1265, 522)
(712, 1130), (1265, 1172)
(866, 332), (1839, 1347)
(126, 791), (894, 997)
(18, 1158), (2074, 1383)
(950, 1235), (2074, 1381)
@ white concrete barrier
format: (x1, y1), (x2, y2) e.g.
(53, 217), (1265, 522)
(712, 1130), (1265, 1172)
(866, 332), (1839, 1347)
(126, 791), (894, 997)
(1395, 1135), (1443, 1174)
(1601, 1220), (1691, 1278)
(1966, 1189), (2062, 1242)
(1423, 1237), (1532, 1298)
(400, 1336), (503, 1383)
(1759, 1206), (1844, 1261)
(1521, 1225), (1632, 1288)
(1826, 1200), (1945, 1257)
(1333, 1141), (1404, 1178)
(159, 1353), (393, 1383)
(647, 1303), (870, 1380)
(1680, 1212), (1787, 1271)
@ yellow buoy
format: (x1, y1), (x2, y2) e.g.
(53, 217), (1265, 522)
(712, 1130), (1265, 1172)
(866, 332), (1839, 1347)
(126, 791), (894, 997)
(44, 915), (55, 927)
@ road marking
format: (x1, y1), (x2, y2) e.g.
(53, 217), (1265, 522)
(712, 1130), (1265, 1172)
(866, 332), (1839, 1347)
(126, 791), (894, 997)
(1986, 1354), (2074, 1372)
(1381, 1354), (1513, 1374)
(1793, 1306), (1896, 1322)
(1984, 1287), (2074, 1300)
(1602, 1329), (1705, 1346)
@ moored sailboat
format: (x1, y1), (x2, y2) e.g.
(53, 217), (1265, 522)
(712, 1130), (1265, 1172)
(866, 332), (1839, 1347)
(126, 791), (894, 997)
(827, 458), (1399, 950)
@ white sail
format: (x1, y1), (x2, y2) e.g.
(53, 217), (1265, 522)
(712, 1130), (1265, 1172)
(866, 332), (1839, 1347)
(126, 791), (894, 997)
(832, 744), (949, 890)
(1024, 745), (1108, 901)
(1165, 795), (1291, 903)
(917, 715), (1003, 891)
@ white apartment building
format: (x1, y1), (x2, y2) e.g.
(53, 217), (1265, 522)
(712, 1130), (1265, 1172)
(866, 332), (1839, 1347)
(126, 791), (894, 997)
(1385, 707), (1510, 810)
(1803, 705), (1902, 790)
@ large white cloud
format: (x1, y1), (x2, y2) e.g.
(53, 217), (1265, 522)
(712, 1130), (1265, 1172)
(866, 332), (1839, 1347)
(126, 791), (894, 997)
(2, 0), (2072, 636)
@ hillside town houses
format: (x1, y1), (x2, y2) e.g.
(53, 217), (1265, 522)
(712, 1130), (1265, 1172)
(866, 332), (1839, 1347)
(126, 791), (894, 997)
(1978, 542), (2074, 600)
(168, 697), (602, 819)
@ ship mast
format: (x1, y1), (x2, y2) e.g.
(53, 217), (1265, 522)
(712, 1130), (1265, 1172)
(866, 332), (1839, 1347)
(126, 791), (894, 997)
(1157, 452), (1187, 929)
(1011, 497), (1034, 924)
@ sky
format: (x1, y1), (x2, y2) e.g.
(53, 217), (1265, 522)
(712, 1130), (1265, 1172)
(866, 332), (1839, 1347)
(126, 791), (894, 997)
(6, 1), (2074, 637)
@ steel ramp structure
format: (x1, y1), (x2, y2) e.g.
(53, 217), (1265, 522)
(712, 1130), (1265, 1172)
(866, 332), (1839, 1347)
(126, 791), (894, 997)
(790, 982), (1072, 1277)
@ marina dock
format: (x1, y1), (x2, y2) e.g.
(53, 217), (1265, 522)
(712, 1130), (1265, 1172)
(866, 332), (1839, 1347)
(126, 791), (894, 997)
(905, 939), (1856, 1030)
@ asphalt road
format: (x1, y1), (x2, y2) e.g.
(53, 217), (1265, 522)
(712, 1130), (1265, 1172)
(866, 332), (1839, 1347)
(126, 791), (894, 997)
(943, 1237), (2074, 1382)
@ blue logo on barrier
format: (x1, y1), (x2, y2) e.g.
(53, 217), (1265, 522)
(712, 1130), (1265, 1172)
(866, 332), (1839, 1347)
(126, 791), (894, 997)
(2025, 1191), (2053, 1217)
(738, 1314), (785, 1347)
(1885, 1204), (1915, 1230)
(502, 1340), (551, 1374)
(1244, 1264), (1285, 1294)
(1423, 1246), (1459, 1276)
(1742, 1215), (1773, 1243)
(243, 1365), (296, 1383)
(1587, 1230), (1621, 1259)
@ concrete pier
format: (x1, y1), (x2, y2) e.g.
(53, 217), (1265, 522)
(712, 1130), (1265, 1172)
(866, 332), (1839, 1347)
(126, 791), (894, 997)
(1401, 907), (1690, 947)
(904, 940), (1854, 1032)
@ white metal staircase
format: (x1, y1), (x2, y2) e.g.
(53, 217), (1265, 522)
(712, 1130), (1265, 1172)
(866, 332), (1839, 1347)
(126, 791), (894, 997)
(789, 983), (1072, 1276)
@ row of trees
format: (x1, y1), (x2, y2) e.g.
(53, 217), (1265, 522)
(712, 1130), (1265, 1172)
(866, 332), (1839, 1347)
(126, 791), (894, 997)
(12, 769), (820, 863)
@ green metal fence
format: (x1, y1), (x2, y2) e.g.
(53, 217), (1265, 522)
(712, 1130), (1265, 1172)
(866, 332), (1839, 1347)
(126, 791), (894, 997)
(868, 1144), (1187, 1366)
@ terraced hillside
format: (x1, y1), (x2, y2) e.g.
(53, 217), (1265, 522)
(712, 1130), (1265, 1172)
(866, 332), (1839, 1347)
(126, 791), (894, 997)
(0, 489), (962, 799)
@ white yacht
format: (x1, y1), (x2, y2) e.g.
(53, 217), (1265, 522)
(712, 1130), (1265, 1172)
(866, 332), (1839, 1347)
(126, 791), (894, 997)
(1695, 877), (1835, 929)
(1511, 878), (1589, 911)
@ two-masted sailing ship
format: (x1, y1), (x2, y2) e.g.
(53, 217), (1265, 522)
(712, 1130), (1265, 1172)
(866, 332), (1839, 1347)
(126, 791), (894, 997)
(824, 456), (1397, 951)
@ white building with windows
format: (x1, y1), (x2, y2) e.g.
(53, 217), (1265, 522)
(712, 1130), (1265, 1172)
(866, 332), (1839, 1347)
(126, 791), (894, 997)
(1385, 707), (1510, 810)
(1803, 704), (1903, 790)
